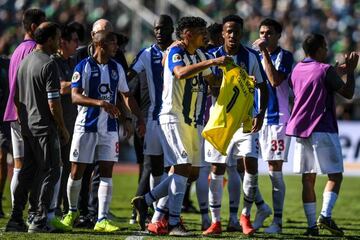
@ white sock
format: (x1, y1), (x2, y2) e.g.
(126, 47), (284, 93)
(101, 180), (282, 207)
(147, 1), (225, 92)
(209, 172), (223, 223)
(227, 166), (241, 222)
(303, 202), (317, 228)
(50, 167), (62, 211)
(320, 191), (338, 218)
(242, 172), (258, 216)
(151, 196), (169, 223)
(168, 173), (187, 226)
(150, 173), (165, 209)
(67, 176), (82, 212)
(145, 173), (173, 206)
(10, 168), (21, 207)
(98, 177), (112, 220)
(269, 171), (285, 224)
(196, 166), (210, 224)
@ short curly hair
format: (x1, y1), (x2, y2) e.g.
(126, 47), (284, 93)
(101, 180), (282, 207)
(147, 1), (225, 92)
(176, 16), (207, 40)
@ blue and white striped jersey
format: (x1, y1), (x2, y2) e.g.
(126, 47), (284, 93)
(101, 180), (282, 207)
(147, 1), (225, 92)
(259, 47), (294, 125)
(159, 46), (211, 126)
(131, 44), (164, 120)
(71, 57), (129, 133)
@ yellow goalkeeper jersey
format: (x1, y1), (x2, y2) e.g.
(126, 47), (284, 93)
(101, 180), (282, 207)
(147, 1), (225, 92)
(202, 64), (255, 155)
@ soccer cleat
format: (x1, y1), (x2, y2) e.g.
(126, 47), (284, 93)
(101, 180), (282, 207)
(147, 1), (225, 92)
(131, 196), (148, 230)
(202, 221), (222, 235)
(317, 215), (344, 236)
(240, 214), (255, 236)
(168, 222), (192, 237)
(303, 226), (319, 236)
(48, 217), (72, 232)
(252, 203), (272, 230)
(74, 214), (96, 229)
(147, 217), (168, 235)
(61, 210), (79, 228)
(5, 218), (28, 232)
(94, 218), (119, 232)
(226, 219), (242, 232)
(264, 222), (282, 234)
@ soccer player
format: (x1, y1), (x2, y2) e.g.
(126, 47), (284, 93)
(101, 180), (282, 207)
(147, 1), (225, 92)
(6, 22), (70, 233)
(127, 14), (174, 233)
(3, 9), (46, 224)
(203, 15), (268, 236)
(286, 33), (358, 237)
(132, 16), (232, 236)
(251, 18), (294, 233)
(52, 24), (80, 215)
(61, 30), (145, 233)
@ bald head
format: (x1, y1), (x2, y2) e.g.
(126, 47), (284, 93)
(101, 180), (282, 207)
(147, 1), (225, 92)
(93, 30), (116, 47)
(91, 19), (113, 38)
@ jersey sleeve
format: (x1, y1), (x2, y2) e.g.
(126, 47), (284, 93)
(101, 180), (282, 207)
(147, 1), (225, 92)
(168, 47), (185, 74)
(130, 48), (146, 73)
(44, 60), (61, 100)
(117, 64), (130, 93)
(71, 60), (86, 89)
(277, 51), (294, 77)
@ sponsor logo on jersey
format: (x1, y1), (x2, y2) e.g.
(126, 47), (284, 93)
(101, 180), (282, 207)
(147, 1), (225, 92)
(98, 83), (113, 100)
(181, 150), (188, 158)
(73, 149), (79, 158)
(72, 72), (80, 83)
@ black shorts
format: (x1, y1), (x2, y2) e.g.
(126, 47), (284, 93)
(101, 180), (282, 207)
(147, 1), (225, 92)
(0, 121), (11, 151)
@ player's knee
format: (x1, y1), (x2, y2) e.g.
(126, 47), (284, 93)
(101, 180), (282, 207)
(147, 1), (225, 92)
(150, 155), (164, 176)
(302, 173), (316, 186)
(328, 172), (343, 184)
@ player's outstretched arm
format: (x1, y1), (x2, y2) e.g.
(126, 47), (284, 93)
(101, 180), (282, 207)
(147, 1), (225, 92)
(173, 56), (233, 80)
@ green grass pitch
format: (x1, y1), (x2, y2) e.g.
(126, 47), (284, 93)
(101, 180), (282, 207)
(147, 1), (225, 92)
(1, 173), (359, 239)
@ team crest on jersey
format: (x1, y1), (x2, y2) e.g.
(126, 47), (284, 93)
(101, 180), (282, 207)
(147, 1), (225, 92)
(73, 149), (79, 158)
(172, 53), (182, 63)
(181, 150), (188, 158)
(207, 149), (211, 157)
(111, 69), (118, 80)
(72, 72), (80, 83)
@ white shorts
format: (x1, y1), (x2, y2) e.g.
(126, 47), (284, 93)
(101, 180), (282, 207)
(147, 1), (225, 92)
(292, 132), (343, 174)
(160, 122), (202, 167)
(143, 120), (163, 156)
(205, 127), (258, 166)
(259, 125), (290, 161)
(230, 127), (259, 160)
(10, 121), (24, 159)
(70, 131), (119, 164)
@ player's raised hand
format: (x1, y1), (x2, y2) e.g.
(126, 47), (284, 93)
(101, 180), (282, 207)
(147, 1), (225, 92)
(212, 56), (233, 67)
(345, 52), (359, 73)
(101, 101), (120, 118)
(252, 38), (267, 51)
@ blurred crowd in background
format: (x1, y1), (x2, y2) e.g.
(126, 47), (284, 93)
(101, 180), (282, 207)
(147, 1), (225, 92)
(1, 0), (360, 119)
